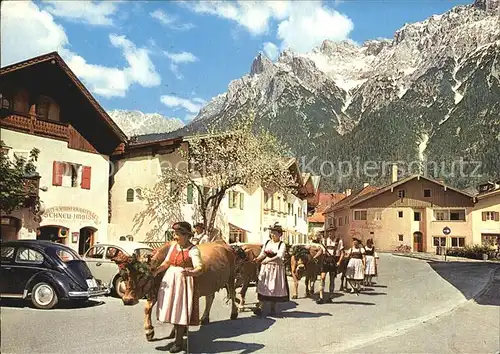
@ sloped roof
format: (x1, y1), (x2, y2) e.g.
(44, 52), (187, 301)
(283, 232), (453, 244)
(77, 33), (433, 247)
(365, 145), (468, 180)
(349, 175), (474, 208)
(309, 193), (346, 223)
(0, 51), (127, 142)
(323, 185), (379, 214)
(476, 187), (500, 200)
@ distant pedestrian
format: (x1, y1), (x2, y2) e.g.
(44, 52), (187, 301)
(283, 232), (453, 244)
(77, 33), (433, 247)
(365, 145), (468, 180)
(364, 239), (377, 286)
(190, 223), (209, 245)
(345, 238), (366, 295)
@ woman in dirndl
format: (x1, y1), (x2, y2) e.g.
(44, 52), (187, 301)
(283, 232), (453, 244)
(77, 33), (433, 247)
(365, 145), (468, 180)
(364, 238), (377, 286)
(153, 222), (203, 353)
(252, 223), (290, 316)
(345, 238), (366, 295)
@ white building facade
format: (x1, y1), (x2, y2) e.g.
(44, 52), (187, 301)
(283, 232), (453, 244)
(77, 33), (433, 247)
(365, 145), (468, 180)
(0, 52), (127, 254)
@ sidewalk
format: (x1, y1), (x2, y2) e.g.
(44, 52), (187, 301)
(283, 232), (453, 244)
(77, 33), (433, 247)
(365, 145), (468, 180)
(391, 252), (500, 263)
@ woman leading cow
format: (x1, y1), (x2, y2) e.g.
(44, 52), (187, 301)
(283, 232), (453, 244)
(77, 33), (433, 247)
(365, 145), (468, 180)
(153, 221), (203, 353)
(252, 223), (290, 316)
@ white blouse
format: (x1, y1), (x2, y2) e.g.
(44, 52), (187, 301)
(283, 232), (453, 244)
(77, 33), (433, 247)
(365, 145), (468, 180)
(259, 240), (286, 260)
(165, 244), (202, 268)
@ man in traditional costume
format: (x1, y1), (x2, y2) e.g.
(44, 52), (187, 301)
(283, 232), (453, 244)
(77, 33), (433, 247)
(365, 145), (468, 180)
(313, 232), (344, 303)
(190, 222), (209, 245)
(153, 222), (203, 353)
(252, 223), (290, 316)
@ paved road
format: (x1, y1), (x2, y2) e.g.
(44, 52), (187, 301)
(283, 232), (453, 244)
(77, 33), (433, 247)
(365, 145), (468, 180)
(1, 254), (498, 354)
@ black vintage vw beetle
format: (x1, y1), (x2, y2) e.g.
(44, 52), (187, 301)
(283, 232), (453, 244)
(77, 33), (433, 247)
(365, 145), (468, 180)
(0, 240), (109, 309)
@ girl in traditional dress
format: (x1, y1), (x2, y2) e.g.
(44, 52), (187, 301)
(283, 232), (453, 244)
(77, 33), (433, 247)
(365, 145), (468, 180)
(364, 239), (376, 286)
(252, 223), (289, 316)
(153, 222), (203, 353)
(345, 238), (366, 295)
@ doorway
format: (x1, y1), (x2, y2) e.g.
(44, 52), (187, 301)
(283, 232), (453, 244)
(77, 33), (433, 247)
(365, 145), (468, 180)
(0, 217), (21, 241)
(79, 227), (96, 255)
(413, 231), (424, 252)
(38, 226), (60, 241)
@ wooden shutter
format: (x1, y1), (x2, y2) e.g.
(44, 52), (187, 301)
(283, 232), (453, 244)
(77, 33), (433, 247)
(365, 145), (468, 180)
(81, 166), (91, 189)
(187, 184), (194, 204)
(495, 212), (500, 222)
(239, 193), (244, 210)
(52, 161), (63, 186)
(482, 212), (487, 221)
(228, 191), (233, 208)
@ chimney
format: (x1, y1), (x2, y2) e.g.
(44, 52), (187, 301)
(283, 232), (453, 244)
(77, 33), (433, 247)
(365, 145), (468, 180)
(391, 164), (398, 183)
(345, 189), (352, 196)
(363, 182), (369, 188)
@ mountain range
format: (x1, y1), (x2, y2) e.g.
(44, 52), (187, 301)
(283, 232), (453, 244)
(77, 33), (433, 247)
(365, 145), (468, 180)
(113, 0), (500, 191)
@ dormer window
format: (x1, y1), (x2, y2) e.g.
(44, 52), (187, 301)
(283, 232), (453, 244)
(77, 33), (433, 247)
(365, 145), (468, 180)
(0, 93), (11, 110)
(397, 189), (406, 198)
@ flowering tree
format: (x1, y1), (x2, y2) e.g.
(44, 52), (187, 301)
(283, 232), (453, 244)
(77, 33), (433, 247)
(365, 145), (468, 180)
(136, 115), (298, 241)
(0, 140), (40, 214)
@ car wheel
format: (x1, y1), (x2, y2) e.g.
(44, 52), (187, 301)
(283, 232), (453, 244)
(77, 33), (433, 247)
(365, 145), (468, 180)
(114, 276), (126, 298)
(31, 282), (58, 309)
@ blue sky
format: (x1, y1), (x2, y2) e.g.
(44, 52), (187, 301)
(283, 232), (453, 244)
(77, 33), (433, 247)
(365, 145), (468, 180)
(1, 0), (472, 123)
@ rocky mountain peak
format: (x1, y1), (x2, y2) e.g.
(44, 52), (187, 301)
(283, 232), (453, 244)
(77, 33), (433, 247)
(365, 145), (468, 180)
(250, 52), (275, 76)
(474, 0), (500, 12)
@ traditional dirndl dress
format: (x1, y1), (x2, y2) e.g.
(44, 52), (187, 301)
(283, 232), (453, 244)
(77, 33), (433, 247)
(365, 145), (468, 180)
(257, 240), (290, 302)
(364, 247), (377, 276)
(346, 247), (365, 280)
(157, 244), (200, 326)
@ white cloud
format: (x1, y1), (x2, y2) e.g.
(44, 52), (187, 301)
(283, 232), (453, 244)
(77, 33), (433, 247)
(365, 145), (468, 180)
(1, 1), (161, 99)
(184, 1), (354, 53)
(160, 95), (206, 114)
(262, 42), (279, 61)
(277, 2), (353, 53)
(164, 51), (198, 64)
(43, 0), (118, 26)
(150, 9), (194, 30)
(163, 51), (198, 80)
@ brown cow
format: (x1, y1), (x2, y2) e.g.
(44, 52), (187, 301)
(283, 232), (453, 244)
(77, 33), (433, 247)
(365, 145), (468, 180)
(230, 243), (262, 311)
(290, 244), (323, 299)
(112, 241), (241, 342)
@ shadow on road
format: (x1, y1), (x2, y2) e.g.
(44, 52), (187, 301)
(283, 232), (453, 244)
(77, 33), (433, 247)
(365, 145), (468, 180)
(428, 261), (499, 306)
(331, 300), (376, 306)
(0, 298), (105, 310)
(155, 317), (273, 353)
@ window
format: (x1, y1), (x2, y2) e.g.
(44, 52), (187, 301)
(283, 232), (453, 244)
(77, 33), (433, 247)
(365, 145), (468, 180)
(56, 249), (79, 262)
(239, 193), (244, 210)
(1, 246), (15, 262)
(333, 218), (337, 227)
(186, 184), (194, 204)
(338, 217), (343, 226)
(398, 189), (406, 198)
(288, 203), (292, 215)
(398, 234), (404, 242)
(433, 237), (446, 247)
(345, 215), (349, 224)
(482, 211), (499, 221)
(424, 189), (431, 197)
(294, 214), (297, 226)
(328, 217), (333, 227)
(398, 211), (404, 218)
(16, 247), (44, 264)
(433, 209), (466, 221)
(86, 246), (105, 259)
(450, 237), (465, 248)
(277, 196), (281, 212)
(170, 180), (180, 196)
(36, 96), (51, 119)
(414, 212), (421, 221)
(126, 188), (134, 202)
(270, 194), (275, 210)
(450, 210), (465, 221)
(0, 93), (11, 109)
(135, 188), (142, 200)
(354, 210), (367, 220)
(374, 212), (382, 221)
(106, 247), (123, 260)
(119, 236), (127, 241)
(264, 192), (269, 206)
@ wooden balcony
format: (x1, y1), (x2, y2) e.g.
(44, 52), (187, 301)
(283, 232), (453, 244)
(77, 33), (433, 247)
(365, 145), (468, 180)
(1, 113), (97, 153)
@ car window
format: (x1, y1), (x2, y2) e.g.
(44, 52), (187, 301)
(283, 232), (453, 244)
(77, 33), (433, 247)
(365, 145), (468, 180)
(105, 247), (124, 260)
(86, 245), (105, 259)
(16, 247), (44, 264)
(135, 248), (153, 258)
(1, 246), (15, 263)
(56, 249), (79, 262)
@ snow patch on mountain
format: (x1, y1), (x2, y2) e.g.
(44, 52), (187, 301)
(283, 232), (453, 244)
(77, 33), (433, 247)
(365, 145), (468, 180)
(108, 110), (185, 138)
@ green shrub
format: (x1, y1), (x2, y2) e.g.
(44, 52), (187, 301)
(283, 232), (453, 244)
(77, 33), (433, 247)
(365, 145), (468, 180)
(446, 245), (491, 259)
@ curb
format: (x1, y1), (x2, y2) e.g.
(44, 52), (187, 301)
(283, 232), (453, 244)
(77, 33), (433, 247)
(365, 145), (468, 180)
(317, 266), (497, 354)
(390, 252), (497, 263)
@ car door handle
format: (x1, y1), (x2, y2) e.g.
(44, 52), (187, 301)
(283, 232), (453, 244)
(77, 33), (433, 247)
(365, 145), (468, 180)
(96, 262), (102, 266)
(4, 267), (11, 270)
